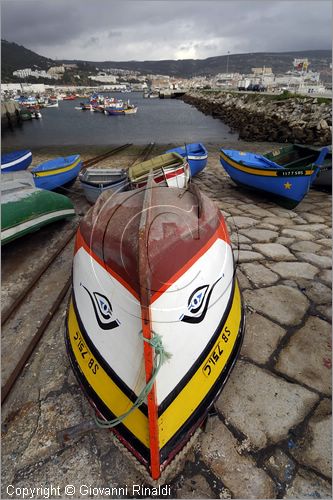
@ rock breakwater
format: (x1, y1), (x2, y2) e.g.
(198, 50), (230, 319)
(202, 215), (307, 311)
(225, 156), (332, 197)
(183, 91), (332, 145)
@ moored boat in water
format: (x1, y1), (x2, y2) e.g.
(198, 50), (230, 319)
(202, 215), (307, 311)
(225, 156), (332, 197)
(129, 152), (190, 189)
(220, 144), (329, 208)
(79, 167), (128, 204)
(32, 155), (82, 190)
(166, 143), (208, 177)
(1, 150), (32, 172)
(65, 175), (244, 479)
(1, 171), (75, 245)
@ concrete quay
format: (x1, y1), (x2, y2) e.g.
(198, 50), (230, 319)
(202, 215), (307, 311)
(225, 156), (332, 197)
(1, 144), (331, 499)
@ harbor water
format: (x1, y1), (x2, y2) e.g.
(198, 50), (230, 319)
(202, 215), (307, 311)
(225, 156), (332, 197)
(1, 92), (236, 148)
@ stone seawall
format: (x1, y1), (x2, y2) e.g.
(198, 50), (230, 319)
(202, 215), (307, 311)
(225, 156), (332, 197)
(182, 91), (332, 145)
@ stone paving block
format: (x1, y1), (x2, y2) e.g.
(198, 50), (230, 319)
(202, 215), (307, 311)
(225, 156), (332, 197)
(302, 213), (326, 223)
(230, 216), (258, 229)
(296, 252), (332, 269)
(284, 468), (332, 499)
(234, 250), (265, 263)
(243, 285), (309, 326)
(6, 437), (104, 499)
(217, 361), (318, 450)
(199, 417), (275, 498)
(319, 269), (332, 287)
(236, 268), (252, 290)
(240, 263), (279, 286)
(303, 281), (332, 305)
(252, 243), (296, 261)
(292, 223), (328, 232)
(317, 238), (332, 248)
(262, 217), (295, 227)
(240, 229), (279, 242)
(175, 474), (216, 499)
(317, 304), (332, 322)
(275, 237), (295, 247)
(290, 399), (332, 478)
(320, 249), (332, 257)
(257, 223), (279, 231)
(281, 229), (315, 240)
(269, 208), (298, 218)
(276, 316), (332, 395)
(290, 241), (322, 253)
(264, 448), (296, 483)
(18, 392), (90, 468)
(230, 232), (251, 244)
(267, 262), (319, 280)
(241, 312), (286, 364)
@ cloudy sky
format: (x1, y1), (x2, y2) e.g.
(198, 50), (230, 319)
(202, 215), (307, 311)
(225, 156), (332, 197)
(1, 0), (331, 61)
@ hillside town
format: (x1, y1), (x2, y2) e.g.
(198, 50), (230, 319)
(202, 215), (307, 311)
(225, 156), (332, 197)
(2, 58), (331, 99)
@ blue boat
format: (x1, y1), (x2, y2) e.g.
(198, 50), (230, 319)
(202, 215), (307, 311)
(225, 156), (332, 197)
(32, 155), (82, 190)
(1, 150), (32, 172)
(166, 143), (208, 176)
(220, 145), (329, 209)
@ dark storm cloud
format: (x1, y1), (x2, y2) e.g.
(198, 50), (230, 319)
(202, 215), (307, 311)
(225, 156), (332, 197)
(1, 0), (331, 61)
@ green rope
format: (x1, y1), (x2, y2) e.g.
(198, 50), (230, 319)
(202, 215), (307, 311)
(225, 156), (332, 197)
(95, 332), (171, 428)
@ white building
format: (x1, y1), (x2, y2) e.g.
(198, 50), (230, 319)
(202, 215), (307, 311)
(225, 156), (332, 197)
(88, 73), (118, 83)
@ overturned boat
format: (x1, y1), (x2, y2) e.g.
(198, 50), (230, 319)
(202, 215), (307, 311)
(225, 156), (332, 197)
(1, 171), (75, 245)
(65, 175), (244, 479)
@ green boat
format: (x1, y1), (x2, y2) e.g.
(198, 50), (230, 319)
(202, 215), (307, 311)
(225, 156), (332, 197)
(1, 172), (75, 245)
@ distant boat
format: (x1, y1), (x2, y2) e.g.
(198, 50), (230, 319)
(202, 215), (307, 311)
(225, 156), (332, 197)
(32, 155), (82, 190)
(1, 171), (75, 245)
(79, 167), (128, 204)
(167, 143), (208, 177)
(63, 95), (76, 100)
(1, 150), (32, 172)
(129, 152), (190, 189)
(220, 144), (329, 208)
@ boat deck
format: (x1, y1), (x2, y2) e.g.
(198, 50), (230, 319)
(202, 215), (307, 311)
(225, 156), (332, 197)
(1, 143), (331, 499)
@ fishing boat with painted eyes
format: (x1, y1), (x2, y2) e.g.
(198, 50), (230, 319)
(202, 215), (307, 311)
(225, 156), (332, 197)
(220, 145), (329, 208)
(64, 174), (244, 480)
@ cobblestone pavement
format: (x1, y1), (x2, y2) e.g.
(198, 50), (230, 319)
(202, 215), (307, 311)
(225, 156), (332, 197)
(1, 144), (331, 499)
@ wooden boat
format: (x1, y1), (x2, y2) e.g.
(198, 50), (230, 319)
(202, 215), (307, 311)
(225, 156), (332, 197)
(167, 143), (208, 177)
(105, 101), (137, 115)
(220, 145), (329, 208)
(79, 167), (128, 204)
(63, 95), (76, 100)
(310, 146), (332, 188)
(32, 155), (82, 191)
(65, 175), (244, 479)
(1, 172), (75, 245)
(129, 152), (190, 189)
(1, 150), (32, 172)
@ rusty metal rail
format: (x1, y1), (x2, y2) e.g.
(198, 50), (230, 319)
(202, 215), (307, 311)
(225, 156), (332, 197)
(81, 143), (132, 170)
(1, 229), (77, 326)
(1, 277), (72, 405)
(130, 142), (155, 167)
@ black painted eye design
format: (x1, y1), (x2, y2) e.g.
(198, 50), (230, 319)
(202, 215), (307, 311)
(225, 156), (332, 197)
(187, 285), (209, 314)
(180, 276), (223, 324)
(80, 283), (120, 330)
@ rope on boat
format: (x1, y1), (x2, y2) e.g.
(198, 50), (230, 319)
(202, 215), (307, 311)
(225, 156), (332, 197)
(94, 332), (171, 429)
